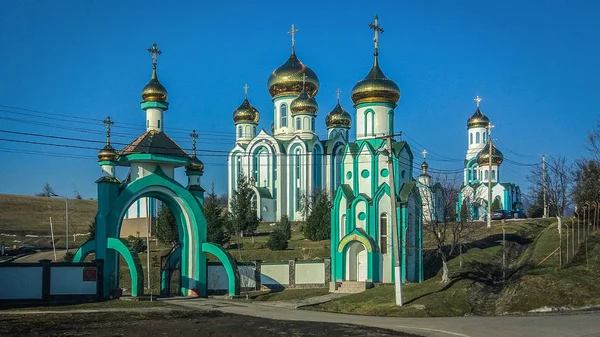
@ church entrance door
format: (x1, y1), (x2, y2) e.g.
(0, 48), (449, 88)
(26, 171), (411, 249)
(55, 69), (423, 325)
(357, 248), (367, 281)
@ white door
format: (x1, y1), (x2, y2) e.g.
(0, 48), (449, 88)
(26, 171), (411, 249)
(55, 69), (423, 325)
(357, 249), (367, 281)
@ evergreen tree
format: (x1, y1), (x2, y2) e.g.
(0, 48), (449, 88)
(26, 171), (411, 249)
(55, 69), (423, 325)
(87, 219), (96, 240)
(279, 215), (292, 240)
(156, 206), (179, 245)
(491, 198), (501, 211)
(303, 190), (332, 241)
(205, 183), (230, 246)
(229, 174), (260, 237)
(572, 159), (600, 205)
(265, 227), (288, 250)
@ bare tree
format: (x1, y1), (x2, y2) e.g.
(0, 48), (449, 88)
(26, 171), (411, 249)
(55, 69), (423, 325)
(527, 155), (572, 217)
(35, 182), (55, 197)
(586, 120), (600, 161)
(421, 174), (483, 283)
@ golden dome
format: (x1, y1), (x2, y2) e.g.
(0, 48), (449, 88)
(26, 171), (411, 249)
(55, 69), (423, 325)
(351, 57), (400, 106)
(141, 67), (168, 102)
(98, 144), (119, 162)
(421, 161), (429, 171)
(268, 49), (319, 98)
(233, 98), (260, 124)
(186, 156), (204, 172)
(290, 89), (318, 115)
(325, 101), (352, 129)
(478, 143), (504, 166)
(467, 107), (490, 128)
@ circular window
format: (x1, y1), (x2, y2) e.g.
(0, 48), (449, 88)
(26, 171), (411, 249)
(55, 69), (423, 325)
(358, 212), (366, 221)
(361, 169), (370, 178)
(380, 168), (389, 177)
(346, 171), (352, 180)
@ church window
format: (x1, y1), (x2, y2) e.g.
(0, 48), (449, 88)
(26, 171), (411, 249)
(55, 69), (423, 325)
(483, 133), (487, 143)
(341, 214), (346, 237)
(401, 170), (406, 179)
(492, 170), (496, 180)
(470, 133), (473, 145)
(147, 120), (149, 128)
(485, 170), (489, 180)
(158, 120), (161, 129)
(311, 118), (315, 131)
(476, 132), (480, 143)
(281, 104), (288, 127)
(253, 126), (256, 135)
(296, 118), (301, 130)
(380, 213), (388, 254)
(237, 126), (242, 138)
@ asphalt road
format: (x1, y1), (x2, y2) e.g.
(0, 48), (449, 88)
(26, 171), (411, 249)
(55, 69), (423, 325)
(166, 298), (600, 337)
(13, 250), (65, 262)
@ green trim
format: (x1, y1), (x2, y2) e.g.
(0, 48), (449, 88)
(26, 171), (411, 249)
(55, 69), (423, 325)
(98, 160), (116, 166)
(107, 238), (144, 297)
(355, 102), (395, 109)
(381, 168), (389, 177)
(141, 101), (169, 111)
(118, 153), (189, 166)
(73, 240), (95, 262)
(358, 212), (366, 220)
(361, 169), (370, 178)
(337, 229), (376, 253)
(202, 242), (240, 296)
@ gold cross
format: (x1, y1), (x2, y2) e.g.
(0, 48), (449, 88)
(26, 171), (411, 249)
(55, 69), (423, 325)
(243, 84), (250, 99)
(474, 96), (482, 108)
(422, 149), (427, 161)
(190, 129), (199, 157)
(288, 24), (299, 49)
(336, 89), (341, 102)
(368, 15), (384, 56)
(103, 116), (114, 145)
(147, 42), (162, 68)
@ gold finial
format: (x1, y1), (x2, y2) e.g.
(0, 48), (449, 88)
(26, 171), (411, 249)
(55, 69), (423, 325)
(422, 149), (427, 161)
(147, 42), (162, 69)
(190, 129), (199, 157)
(368, 15), (384, 57)
(288, 24), (299, 51)
(336, 88), (341, 103)
(103, 116), (114, 146)
(474, 95), (482, 108)
(243, 84), (250, 99)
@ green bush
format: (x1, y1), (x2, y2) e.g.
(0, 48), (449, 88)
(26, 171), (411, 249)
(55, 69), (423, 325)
(279, 215), (292, 240)
(265, 228), (288, 251)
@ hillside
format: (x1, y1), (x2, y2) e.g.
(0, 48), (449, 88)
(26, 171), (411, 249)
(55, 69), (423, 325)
(0, 194), (97, 249)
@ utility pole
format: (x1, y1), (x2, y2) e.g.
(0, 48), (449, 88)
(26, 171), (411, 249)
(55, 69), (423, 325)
(486, 124), (493, 229)
(376, 132), (403, 306)
(542, 154), (548, 218)
(146, 198), (151, 291)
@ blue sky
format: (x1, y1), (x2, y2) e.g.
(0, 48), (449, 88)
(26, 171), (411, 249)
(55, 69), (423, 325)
(0, 0), (598, 199)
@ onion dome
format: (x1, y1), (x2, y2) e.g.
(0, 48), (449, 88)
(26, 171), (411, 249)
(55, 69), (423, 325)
(467, 106), (490, 128)
(351, 56), (400, 106)
(233, 98), (260, 124)
(185, 156), (204, 172)
(421, 161), (429, 172)
(97, 144), (119, 162)
(268, 49), (319, 98)
(290, 89), (318, 115)
(477, 143), (504, 166)
(141, 67), (168, 102)
(325, 99), (352, 129)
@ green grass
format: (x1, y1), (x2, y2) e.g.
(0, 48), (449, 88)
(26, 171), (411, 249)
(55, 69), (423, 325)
(244, 288), (330, 302)
(1, 299), (166, 312)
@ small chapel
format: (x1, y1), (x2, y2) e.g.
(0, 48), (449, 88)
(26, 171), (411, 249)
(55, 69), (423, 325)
(457, 97), (522, 221)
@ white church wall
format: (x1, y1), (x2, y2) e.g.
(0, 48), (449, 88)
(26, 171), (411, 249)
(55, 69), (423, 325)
(377, 152), (388, 188)
(339, 197), (347, 237)
(357, 150), (372, 196)
(356, 106), (392, 140)
(343, 153), (354, 186)
(355, 200), (367, 230)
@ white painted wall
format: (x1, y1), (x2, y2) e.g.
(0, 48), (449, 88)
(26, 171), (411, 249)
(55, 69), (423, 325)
(295, 262), (325, 284)
(261, 264), (289, 286)
(0, 267), (43, 299)
(356, 105), (392, 140)
(50, 266), (97, 295)
(146, 107), (164, 132)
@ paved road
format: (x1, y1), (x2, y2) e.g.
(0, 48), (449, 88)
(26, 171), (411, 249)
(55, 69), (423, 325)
(166, 298), (600, 337)
(13, 250), (65, 262)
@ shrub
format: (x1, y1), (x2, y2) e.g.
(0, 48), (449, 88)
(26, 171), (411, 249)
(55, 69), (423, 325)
(265, 228), (288, 251)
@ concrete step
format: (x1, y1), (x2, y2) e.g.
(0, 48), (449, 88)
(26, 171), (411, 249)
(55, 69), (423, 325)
(329, 281), (373, 293)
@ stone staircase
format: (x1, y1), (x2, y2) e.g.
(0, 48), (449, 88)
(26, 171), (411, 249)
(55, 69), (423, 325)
(329, 281), (373, 293)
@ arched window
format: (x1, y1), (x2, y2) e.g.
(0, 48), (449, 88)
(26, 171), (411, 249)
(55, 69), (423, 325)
(295, 148), (301, 211)
(492, 170), (496, 180)
(296, 118), (301, 130)
(476, 132), (480, 143)
(470, 133), (473, 145)
(253, 126), (256, 135)
(483, 132), (487, 144)
(304, 117), (309, 130)
(281, 104), (288, 127)
(485, 170), (489, 180)
(237, 126), (242, 138)
(341, 214), (346, 237)
(380, 213), (388, 254)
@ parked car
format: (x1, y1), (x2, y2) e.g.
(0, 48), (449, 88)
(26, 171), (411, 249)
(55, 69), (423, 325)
(491, 210), (509, 220)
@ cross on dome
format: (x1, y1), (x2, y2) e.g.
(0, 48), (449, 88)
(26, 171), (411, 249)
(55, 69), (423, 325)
(243, 84), (250, 99)
(422, 149), (427, 161)
(288, 24), (299, 50)
(103, 116), (114, 146)
(190, 129), (199, 157)
(368, 15), (384, 56)
(147, 42), (162, 69)
(474, 95), (482, 108)
(336, 88), (341, 103)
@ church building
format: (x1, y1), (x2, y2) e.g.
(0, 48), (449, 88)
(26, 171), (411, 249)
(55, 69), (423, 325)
(457, 97), (522, 220)
(329, 16), (423, 287)
(227, 25), (350, 222)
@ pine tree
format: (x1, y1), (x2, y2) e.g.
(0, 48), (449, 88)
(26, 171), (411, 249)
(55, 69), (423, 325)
(229, 174), (260, 237)
(303, 190), (332, 241)
(279, 215), (292, 240)
(491, 198), (501, 211)
(205, 183), (230, 246)
(265, 227), (288, 250)
(156, 206), (178, 245)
